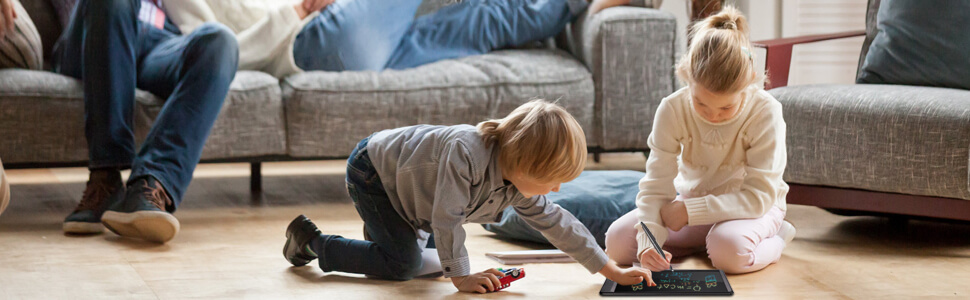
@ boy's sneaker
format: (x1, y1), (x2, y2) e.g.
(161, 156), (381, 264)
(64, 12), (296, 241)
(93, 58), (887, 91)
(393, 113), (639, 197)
(778, 220), (797, 244)
(63, 169), (124, 234)
(101, 177), (179, 243)
(284, 215), (322, 266)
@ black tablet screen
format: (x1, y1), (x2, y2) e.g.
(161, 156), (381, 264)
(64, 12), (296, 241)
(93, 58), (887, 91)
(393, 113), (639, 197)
(613, 270), (730, 294)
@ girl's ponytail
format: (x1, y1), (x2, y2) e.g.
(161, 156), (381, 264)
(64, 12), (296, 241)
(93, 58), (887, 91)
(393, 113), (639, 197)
(677, 6), (762, 93)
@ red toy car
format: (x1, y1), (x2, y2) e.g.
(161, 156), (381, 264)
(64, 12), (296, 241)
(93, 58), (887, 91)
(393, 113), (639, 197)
(496, 268), (525, 291)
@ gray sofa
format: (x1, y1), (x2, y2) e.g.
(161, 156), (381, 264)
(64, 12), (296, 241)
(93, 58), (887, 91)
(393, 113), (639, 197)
(758, 0), (970, 222)
(1, 1), (677, 191)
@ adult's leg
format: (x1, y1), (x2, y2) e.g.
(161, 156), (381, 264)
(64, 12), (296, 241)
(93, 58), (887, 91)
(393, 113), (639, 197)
(705, 207), (787, 274)
(384, 0), (590, 69)
(100, 23), (238, 243)
(129, 22), (239, 208)
(52, 0), (142, 234)
(52, 0), (141, 169)
(292, 0), (424, 71)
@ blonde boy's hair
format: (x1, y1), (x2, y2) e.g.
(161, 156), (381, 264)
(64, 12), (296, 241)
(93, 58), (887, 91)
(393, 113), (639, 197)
(676, 6), (763, 93)
(477, 99), (587, 183)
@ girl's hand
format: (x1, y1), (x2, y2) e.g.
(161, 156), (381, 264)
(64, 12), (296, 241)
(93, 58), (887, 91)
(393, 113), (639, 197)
(660, 200), (689, 231)
(599, 260), (654, 286)
(638, 248), (673, 272)
(451, 269), (505, 293)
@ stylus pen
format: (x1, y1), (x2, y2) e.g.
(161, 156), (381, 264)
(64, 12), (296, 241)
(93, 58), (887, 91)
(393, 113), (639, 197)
(639, 221), (674, 272)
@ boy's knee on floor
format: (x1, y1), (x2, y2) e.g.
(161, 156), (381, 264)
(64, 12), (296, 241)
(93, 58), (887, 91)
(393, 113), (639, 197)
(385, 258), (423, 281)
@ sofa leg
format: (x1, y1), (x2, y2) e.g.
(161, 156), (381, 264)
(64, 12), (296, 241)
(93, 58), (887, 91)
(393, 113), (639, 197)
(888, 216), (909, 231)
(251, 162), (262, 194)
(593, 152), (601, 163)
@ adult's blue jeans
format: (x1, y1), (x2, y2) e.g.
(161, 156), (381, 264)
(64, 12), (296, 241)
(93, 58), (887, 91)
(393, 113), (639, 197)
(52, 0), (239, 208)
(311, 136), (425, 281)
(293, 0), (589, 71)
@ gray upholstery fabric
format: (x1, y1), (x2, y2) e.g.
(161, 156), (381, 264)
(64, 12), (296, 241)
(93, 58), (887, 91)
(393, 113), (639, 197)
(135, 71), (287, 160)
(0, 69), (156, 164)
(770, 84), (970, 201)
(282, 49), (594, 158)
(0, 69), (285, 164)
(562, 7), (677, 150)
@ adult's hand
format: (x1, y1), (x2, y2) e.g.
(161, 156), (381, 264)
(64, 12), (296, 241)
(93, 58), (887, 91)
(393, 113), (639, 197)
(294, 0), (335, 20)
(0, 0), (17, 40)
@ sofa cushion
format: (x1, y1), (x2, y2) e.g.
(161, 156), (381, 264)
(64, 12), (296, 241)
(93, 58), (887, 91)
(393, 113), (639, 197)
(281, 49), (595, 158)
(283, 50), (593, 157)
(770, 84), (970, 200)
(135, 71), (287, 160)
(482, 170), (641, 248)
(0, 69), (285, 164)
(857, 0), (970, 90)
(0, 69), (154, 164)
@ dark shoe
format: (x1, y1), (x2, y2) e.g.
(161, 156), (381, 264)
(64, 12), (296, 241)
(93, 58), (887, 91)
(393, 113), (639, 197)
(101, 177), (179, 243)
(63, 169), (124, 234)
(284, 215), (322, 266)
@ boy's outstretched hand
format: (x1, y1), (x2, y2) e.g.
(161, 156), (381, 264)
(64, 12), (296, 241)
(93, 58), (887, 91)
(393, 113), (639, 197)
(599, 261), (655, 286)
(452, 269), (505, 293)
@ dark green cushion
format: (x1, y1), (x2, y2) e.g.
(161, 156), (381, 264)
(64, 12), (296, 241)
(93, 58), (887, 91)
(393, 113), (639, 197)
(482, 170), (642, 248)
(857, 0), (970, 90)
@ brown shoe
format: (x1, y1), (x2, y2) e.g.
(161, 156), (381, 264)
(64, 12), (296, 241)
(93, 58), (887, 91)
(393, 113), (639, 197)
(101, 177), (180, 243)
(63, 169), (124, 234)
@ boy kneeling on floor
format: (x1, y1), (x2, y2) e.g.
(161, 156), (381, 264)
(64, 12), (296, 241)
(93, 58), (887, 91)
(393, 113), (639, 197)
(283, 100), (654, 293)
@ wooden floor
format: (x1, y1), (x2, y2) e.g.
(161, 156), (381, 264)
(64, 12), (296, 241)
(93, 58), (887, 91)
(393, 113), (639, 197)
(1, 154), (969, 299)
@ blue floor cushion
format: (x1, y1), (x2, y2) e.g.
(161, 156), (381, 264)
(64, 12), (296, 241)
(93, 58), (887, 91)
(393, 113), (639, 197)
(482, 170), (643, 248)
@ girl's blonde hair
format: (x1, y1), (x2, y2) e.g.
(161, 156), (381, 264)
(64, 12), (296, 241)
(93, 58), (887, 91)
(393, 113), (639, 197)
(676, 6), (762, 93)
(477, 99), (587, 183)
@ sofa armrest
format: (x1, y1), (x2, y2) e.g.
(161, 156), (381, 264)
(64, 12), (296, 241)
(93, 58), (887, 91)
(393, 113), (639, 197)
(559, 7), (677, 150)
(753, 30), (865, 89)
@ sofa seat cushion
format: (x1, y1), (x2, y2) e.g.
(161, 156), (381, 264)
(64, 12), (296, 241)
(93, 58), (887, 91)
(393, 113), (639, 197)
(282, 49), (595, 158)
(0, 69), (285, 164)
(135, 71), (287, 160)
(770, 84), (970, 200)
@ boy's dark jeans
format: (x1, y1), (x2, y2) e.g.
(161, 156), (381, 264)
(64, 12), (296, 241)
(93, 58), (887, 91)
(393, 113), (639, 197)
(314, 136), (425, 280)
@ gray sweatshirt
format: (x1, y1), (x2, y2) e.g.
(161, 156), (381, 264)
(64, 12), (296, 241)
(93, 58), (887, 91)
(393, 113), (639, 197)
(367, 125), (609, 278)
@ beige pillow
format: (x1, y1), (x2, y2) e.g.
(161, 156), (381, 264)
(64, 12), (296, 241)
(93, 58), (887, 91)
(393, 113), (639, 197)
(0, 0), (43, 70)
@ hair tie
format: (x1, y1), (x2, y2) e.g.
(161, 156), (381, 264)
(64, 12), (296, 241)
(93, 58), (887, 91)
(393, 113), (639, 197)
(741, 46), (752, 60)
